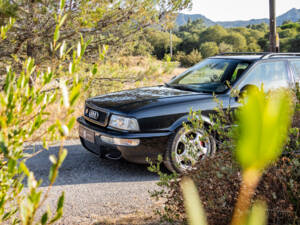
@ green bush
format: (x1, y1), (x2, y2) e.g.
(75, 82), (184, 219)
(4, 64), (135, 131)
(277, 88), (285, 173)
(0, 7), (94, 224)
(219, 42), (233, 53)
(199, 42), (219, 58)
(175, 49), (202, 67)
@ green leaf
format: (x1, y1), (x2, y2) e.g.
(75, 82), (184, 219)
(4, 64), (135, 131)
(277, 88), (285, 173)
(0, 196), (5, 208)
(58, 14), (68, 28)
(49, 193), (65, 223)
(236, 89), (293, 171)
(20, 162), (30, 176)
(60, 0), (65, 11)
(26, 58), (35, 75)
(48, 124), (57, 133)
(41, 212), (48, 225)
(180, 177), (207, 225)
(48, 164), (57, 183)
(42, 137), (48, 150)
(91, 64), (98, 75)
(54, 27), (60, 44)
(67, 117), (76, 129)
(69, 84), (81, 106)
(57, 192), (65, 211)
(8, 159), (17, 173)
(58, 149), (68, 167)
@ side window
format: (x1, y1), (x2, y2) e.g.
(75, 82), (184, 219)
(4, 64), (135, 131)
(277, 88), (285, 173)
(230, 63), (250, 83)
(239, 61), (289, 91)
(290, 60), (300, 81)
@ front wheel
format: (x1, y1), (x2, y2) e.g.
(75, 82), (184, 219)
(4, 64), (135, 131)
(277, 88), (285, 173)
(164, 127), (216, 173)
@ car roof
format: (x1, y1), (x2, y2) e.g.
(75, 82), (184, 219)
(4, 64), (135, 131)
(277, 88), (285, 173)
(212, 55), (262, 61)
(212, 52), (300, 61)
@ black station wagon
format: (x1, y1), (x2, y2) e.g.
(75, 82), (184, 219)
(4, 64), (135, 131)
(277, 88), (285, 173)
(77, 53), (300, 172)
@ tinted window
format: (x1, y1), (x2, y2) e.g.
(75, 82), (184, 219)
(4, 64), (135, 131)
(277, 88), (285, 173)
(290, 60), (300, 81)
(231, 63), (249, 83)
(239, 61), (289, 91)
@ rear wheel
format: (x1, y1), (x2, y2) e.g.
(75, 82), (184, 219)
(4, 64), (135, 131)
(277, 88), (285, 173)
(164, 127), (216, 173)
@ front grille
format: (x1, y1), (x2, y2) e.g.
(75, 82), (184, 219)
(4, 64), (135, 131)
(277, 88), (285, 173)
(84, 103), (109, 126)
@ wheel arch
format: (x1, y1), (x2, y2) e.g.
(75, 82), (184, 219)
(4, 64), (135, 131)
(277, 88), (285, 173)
(169, 114), (214, 132)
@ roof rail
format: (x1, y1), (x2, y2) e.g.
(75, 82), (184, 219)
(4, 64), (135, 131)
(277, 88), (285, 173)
(218, 52), (270, 56)
(261, 53), (300, 59)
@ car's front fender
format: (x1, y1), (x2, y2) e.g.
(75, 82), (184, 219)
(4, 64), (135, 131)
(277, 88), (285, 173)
(168, 114), (214, 132)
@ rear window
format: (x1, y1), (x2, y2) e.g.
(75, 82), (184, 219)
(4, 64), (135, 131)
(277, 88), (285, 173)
(290, 60), (300, 81)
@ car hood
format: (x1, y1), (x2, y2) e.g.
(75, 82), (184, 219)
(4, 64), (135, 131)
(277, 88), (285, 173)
(86, 86), (201, 113)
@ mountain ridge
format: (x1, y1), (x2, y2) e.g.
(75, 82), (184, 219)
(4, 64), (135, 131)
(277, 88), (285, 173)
(176, 8), (300, 27)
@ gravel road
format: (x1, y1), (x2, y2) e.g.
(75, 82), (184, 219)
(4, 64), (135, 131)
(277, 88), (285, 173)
(25, 140), (160, 224)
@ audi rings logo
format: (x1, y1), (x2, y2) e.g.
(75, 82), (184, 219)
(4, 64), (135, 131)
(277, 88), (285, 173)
(88, 110), (99, 120)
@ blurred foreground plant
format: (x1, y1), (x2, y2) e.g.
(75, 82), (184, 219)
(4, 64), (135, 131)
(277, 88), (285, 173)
(180, 88), (294, 225)
(0, 1), (96, 223)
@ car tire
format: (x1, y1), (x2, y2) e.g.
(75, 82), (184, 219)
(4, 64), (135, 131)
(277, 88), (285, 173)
(164, 126), (216, 173)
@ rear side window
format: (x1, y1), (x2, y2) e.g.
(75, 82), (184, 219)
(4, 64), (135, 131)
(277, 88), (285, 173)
(290, 60), (300, 81)
(239, 61), (289, 91)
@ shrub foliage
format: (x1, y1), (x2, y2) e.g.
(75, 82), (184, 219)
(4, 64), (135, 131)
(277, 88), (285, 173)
(150, 89), (300, 225)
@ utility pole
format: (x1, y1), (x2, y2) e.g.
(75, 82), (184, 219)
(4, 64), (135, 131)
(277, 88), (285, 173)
(269, 0), (277, 52)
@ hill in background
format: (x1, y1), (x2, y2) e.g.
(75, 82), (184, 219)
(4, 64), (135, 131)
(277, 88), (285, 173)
(176, 8), (300, 27)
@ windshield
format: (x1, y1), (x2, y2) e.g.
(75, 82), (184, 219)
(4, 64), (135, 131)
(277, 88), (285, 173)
(168, 58), (251, 93)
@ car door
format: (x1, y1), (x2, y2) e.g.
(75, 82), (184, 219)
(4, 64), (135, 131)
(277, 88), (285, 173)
(229, 60), (291, 110)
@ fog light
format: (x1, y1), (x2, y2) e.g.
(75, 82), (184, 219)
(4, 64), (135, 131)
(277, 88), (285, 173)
(100, 136), (140, 147)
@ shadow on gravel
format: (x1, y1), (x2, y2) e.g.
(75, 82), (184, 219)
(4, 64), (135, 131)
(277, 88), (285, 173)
(24, 142), (159, 187)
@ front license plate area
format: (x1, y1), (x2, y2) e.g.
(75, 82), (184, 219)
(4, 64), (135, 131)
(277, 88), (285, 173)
(79, 126), (95, 143)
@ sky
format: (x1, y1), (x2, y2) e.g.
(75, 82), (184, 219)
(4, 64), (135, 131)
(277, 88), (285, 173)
(182, 0), (300, 21)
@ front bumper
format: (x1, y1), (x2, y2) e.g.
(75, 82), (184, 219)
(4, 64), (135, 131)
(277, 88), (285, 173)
(77, 117), (172, 164)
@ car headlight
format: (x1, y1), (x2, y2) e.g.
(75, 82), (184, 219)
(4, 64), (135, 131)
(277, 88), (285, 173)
(109, 115), (139, 131)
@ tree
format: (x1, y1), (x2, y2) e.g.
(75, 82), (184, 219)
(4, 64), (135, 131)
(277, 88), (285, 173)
(199, 41), (219, 58)
(198, 25), (228, 45)
(246, 23), (269, 32)
(176, 31), (200, 54)
(247, 42), (262, 52)
(219, 42), (233, 53)
(146, 29), (182, 59)
(223, 32), (247, 52)
(0, 0), (192, 64)
(289, 34), (300, 52)
(0, 11), (94, 224)
(178, 19), (206, 35)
